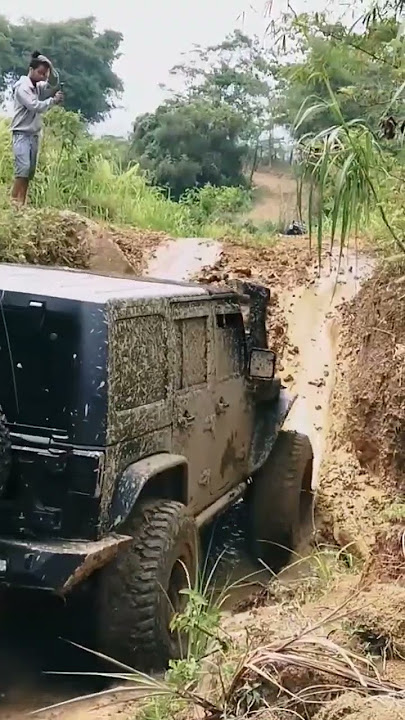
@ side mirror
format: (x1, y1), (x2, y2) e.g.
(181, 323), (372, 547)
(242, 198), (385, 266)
(248, 348), (276, 380)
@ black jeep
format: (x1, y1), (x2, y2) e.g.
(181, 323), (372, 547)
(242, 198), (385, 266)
(0, 264), (313, 669)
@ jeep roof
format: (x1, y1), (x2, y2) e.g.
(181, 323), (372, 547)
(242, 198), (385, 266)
(0, 263), (230, 302)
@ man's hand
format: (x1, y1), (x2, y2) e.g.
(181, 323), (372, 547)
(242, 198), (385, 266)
(54, 91), (64, 105)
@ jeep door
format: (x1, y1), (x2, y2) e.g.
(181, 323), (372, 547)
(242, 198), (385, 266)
(171, 301), (217, 514)
(210, 302), (252, 500)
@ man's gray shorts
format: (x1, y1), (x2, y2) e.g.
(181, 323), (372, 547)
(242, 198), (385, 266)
(12, 132), (39, 179)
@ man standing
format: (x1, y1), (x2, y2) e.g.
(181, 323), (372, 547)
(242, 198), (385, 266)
(11, 51), (64, 204)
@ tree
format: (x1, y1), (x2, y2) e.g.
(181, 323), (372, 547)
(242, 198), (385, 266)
(274, 14), (403, 138)
(0, 15), (123, 123)
(129, 29), (281, 197)
(167, 30), (279, 176)
(130, 100), (246, 198)
(168, 31), (275, 125)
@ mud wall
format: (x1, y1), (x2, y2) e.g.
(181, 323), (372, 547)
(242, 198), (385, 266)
(343, 262), (405, 493)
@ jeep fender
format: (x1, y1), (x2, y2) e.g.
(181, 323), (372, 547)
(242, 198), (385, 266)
(109, 454), (188, 530)
(249, 388), (296, 475)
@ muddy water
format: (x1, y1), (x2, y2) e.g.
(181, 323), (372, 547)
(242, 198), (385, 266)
(146, 237), (222, 281)
(282, 251), (374, 487)
(0, 241), (374, 719)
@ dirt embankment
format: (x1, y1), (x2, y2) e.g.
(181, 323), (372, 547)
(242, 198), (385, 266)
(0, 207), (167, 275)
(344, 263), (405, 493)
(318, 262), (405, 564)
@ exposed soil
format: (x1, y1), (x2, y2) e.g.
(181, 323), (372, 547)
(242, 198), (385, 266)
(316, 263), (405, 558)
(362, 525), (405, 584)
(314, 692), (405, 720)
(343, 262), (405, 493)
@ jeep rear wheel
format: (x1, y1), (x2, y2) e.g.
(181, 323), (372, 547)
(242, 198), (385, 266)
(96, 499), (198, 671)
(248, 430), (314, 572)
(0, 407), (11, 497)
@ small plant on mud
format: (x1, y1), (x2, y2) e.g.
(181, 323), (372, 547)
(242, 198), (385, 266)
(384, 502), (405, 523)
(268, 543), (360, 605)
(171, 586), (223, 661)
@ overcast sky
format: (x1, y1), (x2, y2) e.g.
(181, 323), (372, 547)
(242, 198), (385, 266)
(2, 0), (336, 136)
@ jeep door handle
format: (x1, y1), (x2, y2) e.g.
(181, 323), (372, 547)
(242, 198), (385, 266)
(178, 411), (195, 429)
(215, 397), (229, 414)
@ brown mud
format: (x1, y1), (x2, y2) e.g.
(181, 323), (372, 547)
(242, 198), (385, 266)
(316, 264), (405, 557)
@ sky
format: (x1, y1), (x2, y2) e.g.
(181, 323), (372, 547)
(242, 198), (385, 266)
(1, 0), (334, 136)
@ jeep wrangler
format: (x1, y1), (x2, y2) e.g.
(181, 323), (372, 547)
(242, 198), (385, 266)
(0, 264), (313, 669)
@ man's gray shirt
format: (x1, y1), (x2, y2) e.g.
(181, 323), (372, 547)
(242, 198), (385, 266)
(11, 76), (55, 135)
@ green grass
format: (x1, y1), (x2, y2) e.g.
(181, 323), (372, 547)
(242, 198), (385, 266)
(0, 109), (262, 241)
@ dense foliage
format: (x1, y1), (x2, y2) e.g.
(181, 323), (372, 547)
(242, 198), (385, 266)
(130, 100), (247, 199)
(0, 108), (251, 237)
(129, 31), (278, 195)
(0, 15), (123, 123)
(275, 13), (404, 138)
(280, 6), (405, 253)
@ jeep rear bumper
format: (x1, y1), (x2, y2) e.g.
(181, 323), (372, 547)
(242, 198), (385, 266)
(0, 534), (131, 594)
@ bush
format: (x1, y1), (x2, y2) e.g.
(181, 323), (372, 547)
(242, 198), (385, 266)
(181, 184), (251, 225)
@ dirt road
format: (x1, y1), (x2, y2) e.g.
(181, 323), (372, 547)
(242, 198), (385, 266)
(0, 238), (373, 719)
(248, 169), (306, 227)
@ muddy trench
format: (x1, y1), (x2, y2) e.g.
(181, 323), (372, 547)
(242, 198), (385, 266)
(0, 238), (374, 719)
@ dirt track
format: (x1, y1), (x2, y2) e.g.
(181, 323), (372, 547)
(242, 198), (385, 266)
(248, 169), (304, 227)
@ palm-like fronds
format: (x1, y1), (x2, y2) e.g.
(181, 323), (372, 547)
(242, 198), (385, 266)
(295, 76), (405, 260)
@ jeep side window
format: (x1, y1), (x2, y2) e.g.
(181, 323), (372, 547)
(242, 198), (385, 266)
(215, 312), (246, 379)
(115, 315), (168, 410)
(174, 317), (208, 390)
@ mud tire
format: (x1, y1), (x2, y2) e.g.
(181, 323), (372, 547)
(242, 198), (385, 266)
(96, 499), (198, 671)
(248, 430), (313, 571)
(0, 407), (11, 497)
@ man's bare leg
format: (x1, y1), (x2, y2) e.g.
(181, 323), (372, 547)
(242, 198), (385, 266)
(11, 178), (29, 205)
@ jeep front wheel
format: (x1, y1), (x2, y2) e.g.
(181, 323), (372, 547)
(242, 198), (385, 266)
(96, 499), (198, 670)
(248, 430), (314, 572)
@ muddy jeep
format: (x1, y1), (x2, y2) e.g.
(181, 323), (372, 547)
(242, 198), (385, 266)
(0, 264), (313, 669)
